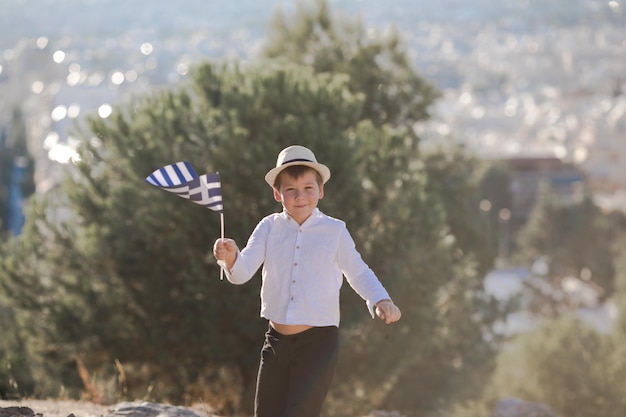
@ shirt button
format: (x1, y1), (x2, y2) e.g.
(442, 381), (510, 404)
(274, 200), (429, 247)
(294, 262), (298, 266)
(296, 245), (300, 249)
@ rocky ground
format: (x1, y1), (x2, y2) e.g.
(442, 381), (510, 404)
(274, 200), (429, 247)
(0, 398), (556, 417)
(0, 400), (217, 417)
(0, 400), (109, 417)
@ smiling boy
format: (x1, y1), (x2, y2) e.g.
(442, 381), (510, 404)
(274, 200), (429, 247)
(213, 145), (401, 417)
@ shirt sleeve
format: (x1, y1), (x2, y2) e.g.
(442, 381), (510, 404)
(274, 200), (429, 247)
(224, 217), (268, 285)
(336, 224), (391, 317)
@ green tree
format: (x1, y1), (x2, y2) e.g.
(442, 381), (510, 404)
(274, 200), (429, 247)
(0, 107), (37, 399)
(609, 235), (626, 417)
(422, 145), (497, 276)
(0, 296), (35, 399)
(611, 231), (626, 339)
(0, 128), (8, 230)
(262, 0), (497, 274)
(476, 161), (513, 255)
(484, 316), (626, 417)
(263, 0), (439, 130)
(1, 64), (373, 411)
(516, 183), (615, 300)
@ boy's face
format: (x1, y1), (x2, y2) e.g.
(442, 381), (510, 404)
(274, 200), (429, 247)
(273, 170), (324, 225)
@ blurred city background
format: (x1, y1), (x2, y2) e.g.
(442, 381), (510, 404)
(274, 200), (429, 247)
(2, 0), (624, 197)
(1, 1), (625, 416)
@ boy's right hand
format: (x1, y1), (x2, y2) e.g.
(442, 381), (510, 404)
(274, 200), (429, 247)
(375, 300), (402, 324)
(213, 238), (238, 271)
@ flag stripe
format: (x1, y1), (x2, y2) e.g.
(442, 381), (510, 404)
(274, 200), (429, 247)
(162, 166), (177, 186)
(146, 171), (165, 187)
(171, 162), (194, 183)
(146, 161), (197, 187)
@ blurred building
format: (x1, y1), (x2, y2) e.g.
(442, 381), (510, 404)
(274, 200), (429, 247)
(6, 156), (28, 235)
(504, 156), (586, 231)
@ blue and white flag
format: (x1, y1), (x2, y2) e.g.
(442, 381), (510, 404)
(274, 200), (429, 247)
(146, 161), (226, 279)
(146, 161), (223, 213)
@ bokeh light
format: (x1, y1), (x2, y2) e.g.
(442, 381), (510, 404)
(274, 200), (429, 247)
(98, 104), (113, 118)
(52, 50), (66, 63)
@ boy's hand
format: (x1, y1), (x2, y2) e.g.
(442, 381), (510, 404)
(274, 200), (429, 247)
(375, 300), (401, 324)
(213, 238), (238, 271)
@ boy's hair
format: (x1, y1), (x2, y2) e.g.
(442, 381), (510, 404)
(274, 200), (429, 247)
(274, 165), (324, 189)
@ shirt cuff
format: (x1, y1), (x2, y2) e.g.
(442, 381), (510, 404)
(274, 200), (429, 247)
(366, 300), (376, 318)
(220, 251), (244, 283)
(368, 298), (392, 319)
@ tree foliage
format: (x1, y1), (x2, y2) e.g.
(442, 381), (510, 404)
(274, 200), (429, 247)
(610, 231), (626, 339)
(484, 316), (626, 417)
(1, 64), (373, 411)
(0, 107), (37, 399)
(0, 296), (34, 399)
(435, 224), (626, 417)
(263, 0), (439, 130)
(515, 183), (615, 299)
(476, 161), (513, 255)
(422, 146), (497, 276)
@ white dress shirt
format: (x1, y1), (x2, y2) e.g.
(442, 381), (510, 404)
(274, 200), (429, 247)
(225, 208), (391, 327)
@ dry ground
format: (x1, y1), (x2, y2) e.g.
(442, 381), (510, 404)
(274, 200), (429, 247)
(0, 399), (109, 417)
(0, 400), (217, 417)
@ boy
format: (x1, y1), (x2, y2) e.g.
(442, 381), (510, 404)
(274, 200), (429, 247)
(213, 145), (401, 417)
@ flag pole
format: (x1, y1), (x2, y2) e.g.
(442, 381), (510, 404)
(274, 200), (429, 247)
(220, 211), (225, 280)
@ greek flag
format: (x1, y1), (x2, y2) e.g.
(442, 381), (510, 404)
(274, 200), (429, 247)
(146, 161), (223, 213)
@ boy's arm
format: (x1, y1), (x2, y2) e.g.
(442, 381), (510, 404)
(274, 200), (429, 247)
(337, 225), (400, 322)
(213, 217), (269, 284)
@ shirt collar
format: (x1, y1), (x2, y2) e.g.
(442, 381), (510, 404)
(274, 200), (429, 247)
(281, 208), (322, 226)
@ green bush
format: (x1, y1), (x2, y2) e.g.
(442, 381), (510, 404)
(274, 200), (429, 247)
(485, 316), (626, 417)
(0, 303), (34, 399)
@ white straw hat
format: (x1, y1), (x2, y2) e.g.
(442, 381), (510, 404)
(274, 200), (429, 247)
(265, 145), (331, 187)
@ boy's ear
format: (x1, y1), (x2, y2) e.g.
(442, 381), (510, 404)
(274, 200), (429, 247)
(273, 188), (282, 202)
(319, 183), (324, 199)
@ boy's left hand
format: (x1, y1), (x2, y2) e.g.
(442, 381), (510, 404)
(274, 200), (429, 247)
(375, 300), (401, 324)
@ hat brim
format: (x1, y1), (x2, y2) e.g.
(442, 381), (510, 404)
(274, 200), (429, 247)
(265, 161), (331, 187)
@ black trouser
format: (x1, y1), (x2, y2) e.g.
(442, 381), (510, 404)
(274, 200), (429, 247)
(255, 325), (339, 417)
